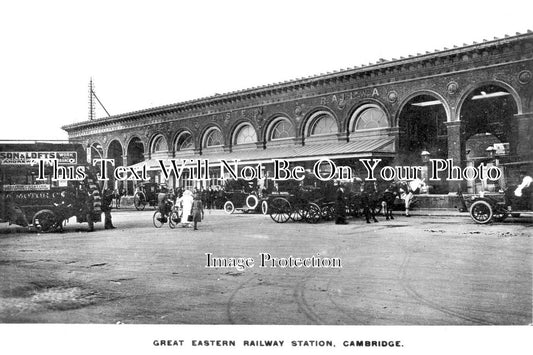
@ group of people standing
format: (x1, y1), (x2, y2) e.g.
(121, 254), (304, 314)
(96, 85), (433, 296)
(333, 178), (427, 225)
(157, 188), (204, 230)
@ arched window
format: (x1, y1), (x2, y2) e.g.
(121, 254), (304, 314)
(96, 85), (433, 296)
(234, 125), (257, 145)
(270, 119), (293, 140)
(310, 114), (337, 136)
(204, 128), (223, 147)
(354, 107), (388, 131)
(175, 132), (193, 151)
(151, 135), (167, 153)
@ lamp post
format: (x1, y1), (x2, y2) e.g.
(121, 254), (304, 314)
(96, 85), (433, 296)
(421, 150), (431, 163)
(485, 145), (500, 192)
(485, 146), (496, 160)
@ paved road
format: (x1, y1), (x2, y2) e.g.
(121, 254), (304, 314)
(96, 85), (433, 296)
(0, 209), (531, 324)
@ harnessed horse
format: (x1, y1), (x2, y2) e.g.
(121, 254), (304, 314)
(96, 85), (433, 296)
(379, 182), (401, 220)
(395, 178), (426, 216)
(360, 181), (380, 223)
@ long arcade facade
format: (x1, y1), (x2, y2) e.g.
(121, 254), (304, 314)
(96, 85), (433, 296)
(63, 32), (533, 196)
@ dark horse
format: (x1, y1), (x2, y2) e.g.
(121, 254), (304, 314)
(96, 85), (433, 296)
(113, 188), (124, 209)
(378, 182), (402, 220)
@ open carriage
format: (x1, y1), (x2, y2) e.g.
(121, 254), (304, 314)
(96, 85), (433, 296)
(267, 174), (337, 224)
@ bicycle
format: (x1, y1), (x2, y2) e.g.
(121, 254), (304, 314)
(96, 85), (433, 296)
(153, 202), (180, 229)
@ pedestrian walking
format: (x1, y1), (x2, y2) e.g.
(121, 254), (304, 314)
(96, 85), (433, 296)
(181, 190), (194, 227)
(192, 192), (204, 231)
(335, 182), (348, 224)
(102, 187), (116, 229)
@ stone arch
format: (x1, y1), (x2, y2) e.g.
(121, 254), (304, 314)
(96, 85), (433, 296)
(299, 106), (339, 137)
(261, 113), (296, 143)
(88, 140), (105, 163)
(104, 139), (124, 158)
(264, 115), (296, 142)
(149, 133), (170, 155)
(105, 139), (124, 188)
(395, 89), (451, 126)
(125, 135), (146, 151)
(346, 99), (392, 133)
(200, 124), (224, 150)
(456, 80), (522, 120)
(126, 136), (145, 166)
(457, 81), (520, 161)
(229, 120), (259, 147)
(172, 129), (195, 153)
(396, 90), (450, 168)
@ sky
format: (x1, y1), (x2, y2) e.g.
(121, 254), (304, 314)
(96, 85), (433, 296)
(1, 0), (532, 140)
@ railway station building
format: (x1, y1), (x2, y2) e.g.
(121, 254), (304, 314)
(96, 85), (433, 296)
(62, 32), (533, 204)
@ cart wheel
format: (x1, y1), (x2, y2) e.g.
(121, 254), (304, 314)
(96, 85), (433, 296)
(134, 193), (146, 211)
(269, 197), (291, 223)
(321, 204), (336, 221)
(261, 200), (268, 215)
(33, 210), (57, 233)
(224, 201), (235, 214)
(469, 200), (493, 224)
(305, 203), (321, 224)
(169, 212), (180, 229)
(290, 204), (305, 222)
(153, 211), (165, 228)
(246, 195), (259, 210)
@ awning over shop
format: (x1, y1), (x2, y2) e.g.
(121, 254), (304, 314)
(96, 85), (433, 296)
(130, 137), (395, 171)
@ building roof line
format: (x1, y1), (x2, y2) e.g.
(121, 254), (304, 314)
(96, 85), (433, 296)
(62, 30), (533, 132)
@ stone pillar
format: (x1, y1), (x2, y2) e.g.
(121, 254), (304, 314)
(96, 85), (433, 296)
(512, 113), (533, 160)
(445, 120), (465, 193)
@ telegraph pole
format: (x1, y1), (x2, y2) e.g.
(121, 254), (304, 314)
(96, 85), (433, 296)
(89, 78), (95, 120)
(88, 78), (111, 120)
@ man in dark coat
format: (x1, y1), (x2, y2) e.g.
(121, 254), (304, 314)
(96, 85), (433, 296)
(102, 187), (116, 229)
(157, 187), (172, 223)
(192, 192), (204, 231)
(335, 181), (348, 225)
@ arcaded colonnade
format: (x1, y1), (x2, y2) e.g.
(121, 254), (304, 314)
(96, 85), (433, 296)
(63, 32), (533, 193)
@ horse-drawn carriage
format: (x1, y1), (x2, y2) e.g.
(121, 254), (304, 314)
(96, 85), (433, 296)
(133, 182), (165, 210)
(267, 175), (338, 224)
(267, 176), (419, 224)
